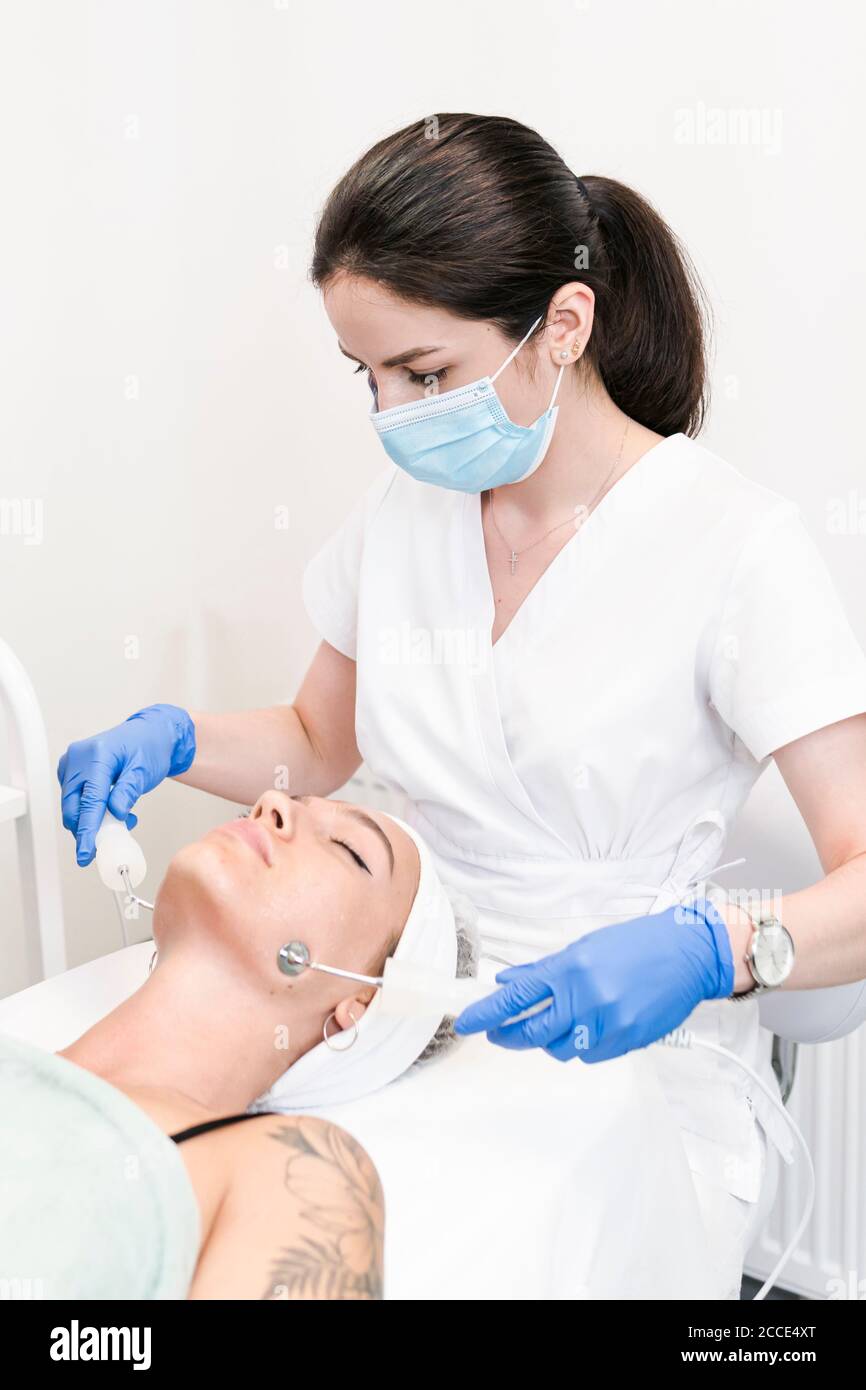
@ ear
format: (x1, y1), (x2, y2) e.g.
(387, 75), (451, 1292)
(332, 992), (374, 1032)
(546, 284), (595, 362)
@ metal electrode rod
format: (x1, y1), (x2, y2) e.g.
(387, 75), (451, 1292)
(118, 865), (154, 913)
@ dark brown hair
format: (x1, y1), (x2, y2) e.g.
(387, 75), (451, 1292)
(310, 113), (711, 437)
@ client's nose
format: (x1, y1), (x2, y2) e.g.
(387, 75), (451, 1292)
(250, 789), (296, 841)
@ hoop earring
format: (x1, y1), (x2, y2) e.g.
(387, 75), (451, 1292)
(323, 1007), (359, 1052)
(147, 948), (158, 976)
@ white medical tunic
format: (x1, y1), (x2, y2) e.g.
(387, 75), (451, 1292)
(303, 431), (866, 1204)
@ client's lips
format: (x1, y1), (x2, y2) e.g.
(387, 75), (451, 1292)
(215, 819), (274, 866)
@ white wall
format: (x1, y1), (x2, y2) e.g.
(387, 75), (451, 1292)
(1, 0), (864, 992)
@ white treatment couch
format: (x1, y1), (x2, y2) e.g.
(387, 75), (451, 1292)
(0, 939), (730, 1300)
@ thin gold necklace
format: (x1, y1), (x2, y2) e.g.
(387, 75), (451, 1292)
(488, 418), (631, 576)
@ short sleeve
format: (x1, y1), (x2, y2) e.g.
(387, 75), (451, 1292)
(708, 503), (866, 762)
(301, 467), (395, 660)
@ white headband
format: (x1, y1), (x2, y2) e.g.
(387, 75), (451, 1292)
(249, 814), (458, 1113)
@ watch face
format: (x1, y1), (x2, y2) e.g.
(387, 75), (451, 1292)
(753, 925), (794, 988)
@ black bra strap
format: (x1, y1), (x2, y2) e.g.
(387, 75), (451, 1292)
(170, 1111), (281, 1145)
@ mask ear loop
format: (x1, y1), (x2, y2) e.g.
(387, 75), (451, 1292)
(490, 314), (565, 411)
(547, 361), (566, 410)
(489, 315), (542, 384)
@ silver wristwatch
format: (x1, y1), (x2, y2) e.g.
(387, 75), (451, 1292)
(730, 910), (795, 1000)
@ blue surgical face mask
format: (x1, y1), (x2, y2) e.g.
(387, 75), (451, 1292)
(368, 315), (564, 492)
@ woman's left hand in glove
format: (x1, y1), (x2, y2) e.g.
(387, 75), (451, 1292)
(453, 900), (735, 1063)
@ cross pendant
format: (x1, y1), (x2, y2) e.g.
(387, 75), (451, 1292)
(509, 551), (518, 576)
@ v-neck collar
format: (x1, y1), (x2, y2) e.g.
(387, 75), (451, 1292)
(469, 431), (686, 652)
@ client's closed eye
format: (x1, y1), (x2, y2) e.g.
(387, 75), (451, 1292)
(333, 839), (371, 875)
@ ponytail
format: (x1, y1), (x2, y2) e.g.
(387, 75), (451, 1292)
(579, 175), (711, 435)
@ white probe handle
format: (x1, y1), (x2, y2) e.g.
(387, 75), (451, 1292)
(500, 997), (553, 1027)
(94, 811), (147, 892)
(380, 959), (554, 1025)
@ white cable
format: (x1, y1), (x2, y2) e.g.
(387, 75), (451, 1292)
(655, 1027), (814, 1301)
(111, 888), (130, 948)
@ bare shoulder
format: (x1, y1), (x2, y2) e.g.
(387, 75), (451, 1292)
(186, 1113), (385, 1300)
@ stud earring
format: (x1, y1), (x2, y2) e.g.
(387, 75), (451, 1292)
(559, 350), (570, 360)
(572, 340), (582, 356)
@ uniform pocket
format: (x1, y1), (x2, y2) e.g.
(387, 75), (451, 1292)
(649, 1011), (767, 1203)
(690, 1166), (759, 1299)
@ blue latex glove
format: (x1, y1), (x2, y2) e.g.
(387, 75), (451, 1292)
(453, 900), (735, 1063)
(57, 704), (196, 867)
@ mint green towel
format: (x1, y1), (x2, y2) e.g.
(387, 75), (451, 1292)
(0, 1033), (201, 1299)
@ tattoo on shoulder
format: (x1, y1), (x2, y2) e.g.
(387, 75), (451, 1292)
(262, 1118), (385, 1301)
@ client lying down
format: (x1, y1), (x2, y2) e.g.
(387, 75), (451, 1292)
(0, 790), (477, 1300)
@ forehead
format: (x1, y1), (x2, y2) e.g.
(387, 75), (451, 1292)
(380, 812), (420, 882)
(322, 273), (479, 363)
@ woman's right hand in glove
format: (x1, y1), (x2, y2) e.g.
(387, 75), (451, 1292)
(57, 703), (196, 866)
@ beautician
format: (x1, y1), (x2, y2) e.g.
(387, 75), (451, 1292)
(59, 114), (866, 1292)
